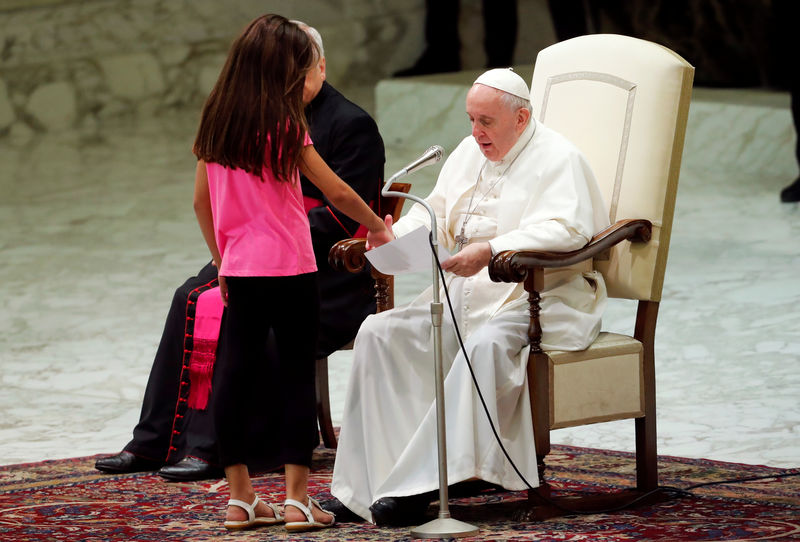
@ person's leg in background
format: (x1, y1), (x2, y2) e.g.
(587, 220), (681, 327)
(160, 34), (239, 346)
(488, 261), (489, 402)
(547, 0), (591, 42)
(394, 0), (460, 77)
(779, 87), (800, 202)
(483, 0), (517, 68)
(773, 0), (800, 202)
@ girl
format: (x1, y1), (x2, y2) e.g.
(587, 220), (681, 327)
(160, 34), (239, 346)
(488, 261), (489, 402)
(192, 14), (392, 533)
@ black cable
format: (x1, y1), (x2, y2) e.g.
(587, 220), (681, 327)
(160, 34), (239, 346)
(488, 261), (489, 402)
(682, 471), (800, 491)
(427, 234), (536, 492)
(427, 233), (800, 515)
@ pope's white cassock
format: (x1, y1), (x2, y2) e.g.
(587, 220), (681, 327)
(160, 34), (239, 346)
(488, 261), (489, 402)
(331, 115), (610, 522)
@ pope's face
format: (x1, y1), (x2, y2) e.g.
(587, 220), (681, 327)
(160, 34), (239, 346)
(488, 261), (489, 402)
(466, 84), (529, 161)
(303, 56), (326, 104)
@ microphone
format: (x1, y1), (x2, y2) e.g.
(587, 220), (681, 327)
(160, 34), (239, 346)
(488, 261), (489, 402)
(390, 145), (445, 181)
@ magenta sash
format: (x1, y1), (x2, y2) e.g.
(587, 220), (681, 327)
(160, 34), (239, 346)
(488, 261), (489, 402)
(187, 287), (224, 410)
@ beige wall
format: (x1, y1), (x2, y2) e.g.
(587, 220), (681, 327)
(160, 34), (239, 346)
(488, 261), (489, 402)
(0, 0), (555, 138)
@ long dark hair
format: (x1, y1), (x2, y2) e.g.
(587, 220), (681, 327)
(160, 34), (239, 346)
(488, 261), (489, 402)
(193, 14), (317, 182)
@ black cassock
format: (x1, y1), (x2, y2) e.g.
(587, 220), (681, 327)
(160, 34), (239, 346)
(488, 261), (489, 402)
(125, 82), (385, 468)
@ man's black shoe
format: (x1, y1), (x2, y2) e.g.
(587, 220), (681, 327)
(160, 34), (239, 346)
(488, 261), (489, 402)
(369, 494), (432, 526)
(94, 451), (163, 474)
(319, 497), (365, 523)
(780, 177), (800, 202)
(157, 457), (223, 482)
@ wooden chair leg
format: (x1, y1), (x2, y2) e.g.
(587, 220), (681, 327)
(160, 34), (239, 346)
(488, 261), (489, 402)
(526, 350), (555, 519)
(315, 356), (337, 448)
(635, 300), (659, 490)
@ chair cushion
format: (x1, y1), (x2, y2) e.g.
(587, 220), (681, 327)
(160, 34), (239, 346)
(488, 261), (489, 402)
(546, 332), (644, 428)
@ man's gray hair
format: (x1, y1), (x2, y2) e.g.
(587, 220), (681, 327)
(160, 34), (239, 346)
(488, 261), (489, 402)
(291, 20), (324, 59)
(500, 92), (532, 114)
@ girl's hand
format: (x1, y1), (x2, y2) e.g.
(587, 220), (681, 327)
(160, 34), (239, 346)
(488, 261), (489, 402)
(218, 275), (228, 306)
(366, 214), (395, 250)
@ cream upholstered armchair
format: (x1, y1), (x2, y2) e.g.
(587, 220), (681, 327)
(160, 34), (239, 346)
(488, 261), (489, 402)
(489, 34), (694, 513)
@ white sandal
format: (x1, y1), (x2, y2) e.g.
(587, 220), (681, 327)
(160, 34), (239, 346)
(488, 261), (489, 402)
(223, 496), (283, 530)
(283, 496), (335, 532)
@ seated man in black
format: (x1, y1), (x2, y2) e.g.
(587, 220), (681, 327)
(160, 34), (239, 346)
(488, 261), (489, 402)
(95, 23), (385, 481)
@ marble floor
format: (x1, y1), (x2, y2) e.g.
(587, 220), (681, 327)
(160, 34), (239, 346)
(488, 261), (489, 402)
(0, 87), (798, 473)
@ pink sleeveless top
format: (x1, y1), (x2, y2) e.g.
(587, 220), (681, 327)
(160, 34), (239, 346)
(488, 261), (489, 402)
(206, 133), (316, 277)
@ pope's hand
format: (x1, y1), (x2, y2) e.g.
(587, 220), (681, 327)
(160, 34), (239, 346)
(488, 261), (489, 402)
(441, 242), (492, 277)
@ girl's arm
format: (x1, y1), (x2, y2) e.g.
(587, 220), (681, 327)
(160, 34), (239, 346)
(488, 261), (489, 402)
(299, 145), (393, 248)
(193, 160), (222, 267)
(193, 160), (228, 304)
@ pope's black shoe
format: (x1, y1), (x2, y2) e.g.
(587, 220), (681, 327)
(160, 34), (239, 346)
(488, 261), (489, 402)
(94, 451), (163, 474)
(780, 177), (800, 203)
(319, 497), (365, 523)
(157, 457), (223, 482)
(369, 494), (433, 526)
(448, 479), (504, 498)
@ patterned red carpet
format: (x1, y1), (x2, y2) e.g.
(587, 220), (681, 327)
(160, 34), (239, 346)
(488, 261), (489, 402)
(1, 444), (798, 541)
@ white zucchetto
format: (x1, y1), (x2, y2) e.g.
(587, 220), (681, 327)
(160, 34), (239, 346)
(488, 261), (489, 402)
(473, 68), (530, 100)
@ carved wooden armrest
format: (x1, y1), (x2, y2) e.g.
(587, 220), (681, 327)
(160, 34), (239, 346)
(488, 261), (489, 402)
(488, 218), (651, 355)
(329, 238), (369, 273)
(489, 219), (652, 283)
(328, 238), (397, 312)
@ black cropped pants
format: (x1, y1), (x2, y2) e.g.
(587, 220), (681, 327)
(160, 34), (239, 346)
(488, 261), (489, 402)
(214, 273), (320, 469)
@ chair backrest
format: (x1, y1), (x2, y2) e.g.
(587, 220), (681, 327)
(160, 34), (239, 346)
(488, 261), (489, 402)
(530, 34), (694, 302)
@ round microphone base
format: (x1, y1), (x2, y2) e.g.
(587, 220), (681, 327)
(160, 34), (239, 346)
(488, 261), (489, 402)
(410, 516), (479, 539)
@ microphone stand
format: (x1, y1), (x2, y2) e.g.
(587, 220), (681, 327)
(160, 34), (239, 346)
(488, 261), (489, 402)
(381, 161), (479, 540)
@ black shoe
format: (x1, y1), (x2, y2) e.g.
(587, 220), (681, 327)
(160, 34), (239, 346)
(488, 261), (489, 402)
(157, 457), (223, 482)
(448, 479), (504, 498)
(94, 451), (163, 474)
(319, 498), (364, 523)
(369, 494), (433, 526)
(780, 177), (800, 202)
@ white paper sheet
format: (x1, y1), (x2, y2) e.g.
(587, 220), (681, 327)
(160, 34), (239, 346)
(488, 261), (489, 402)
(365, 225), (452, 275)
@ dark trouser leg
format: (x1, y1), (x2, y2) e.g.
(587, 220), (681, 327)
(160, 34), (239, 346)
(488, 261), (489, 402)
(793, 87), (800, 168)
(483, 0), (517, 67)
(273, 275), (321, 466)
(547, 0), (590, 42)
(215, 274), (320, 469)
(124, 262), (218, 461)
(395, 0), (460, 76)
(425, 0), (460, 69)
(774, 0), (800, 201)
(781, 88), (800, 202)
